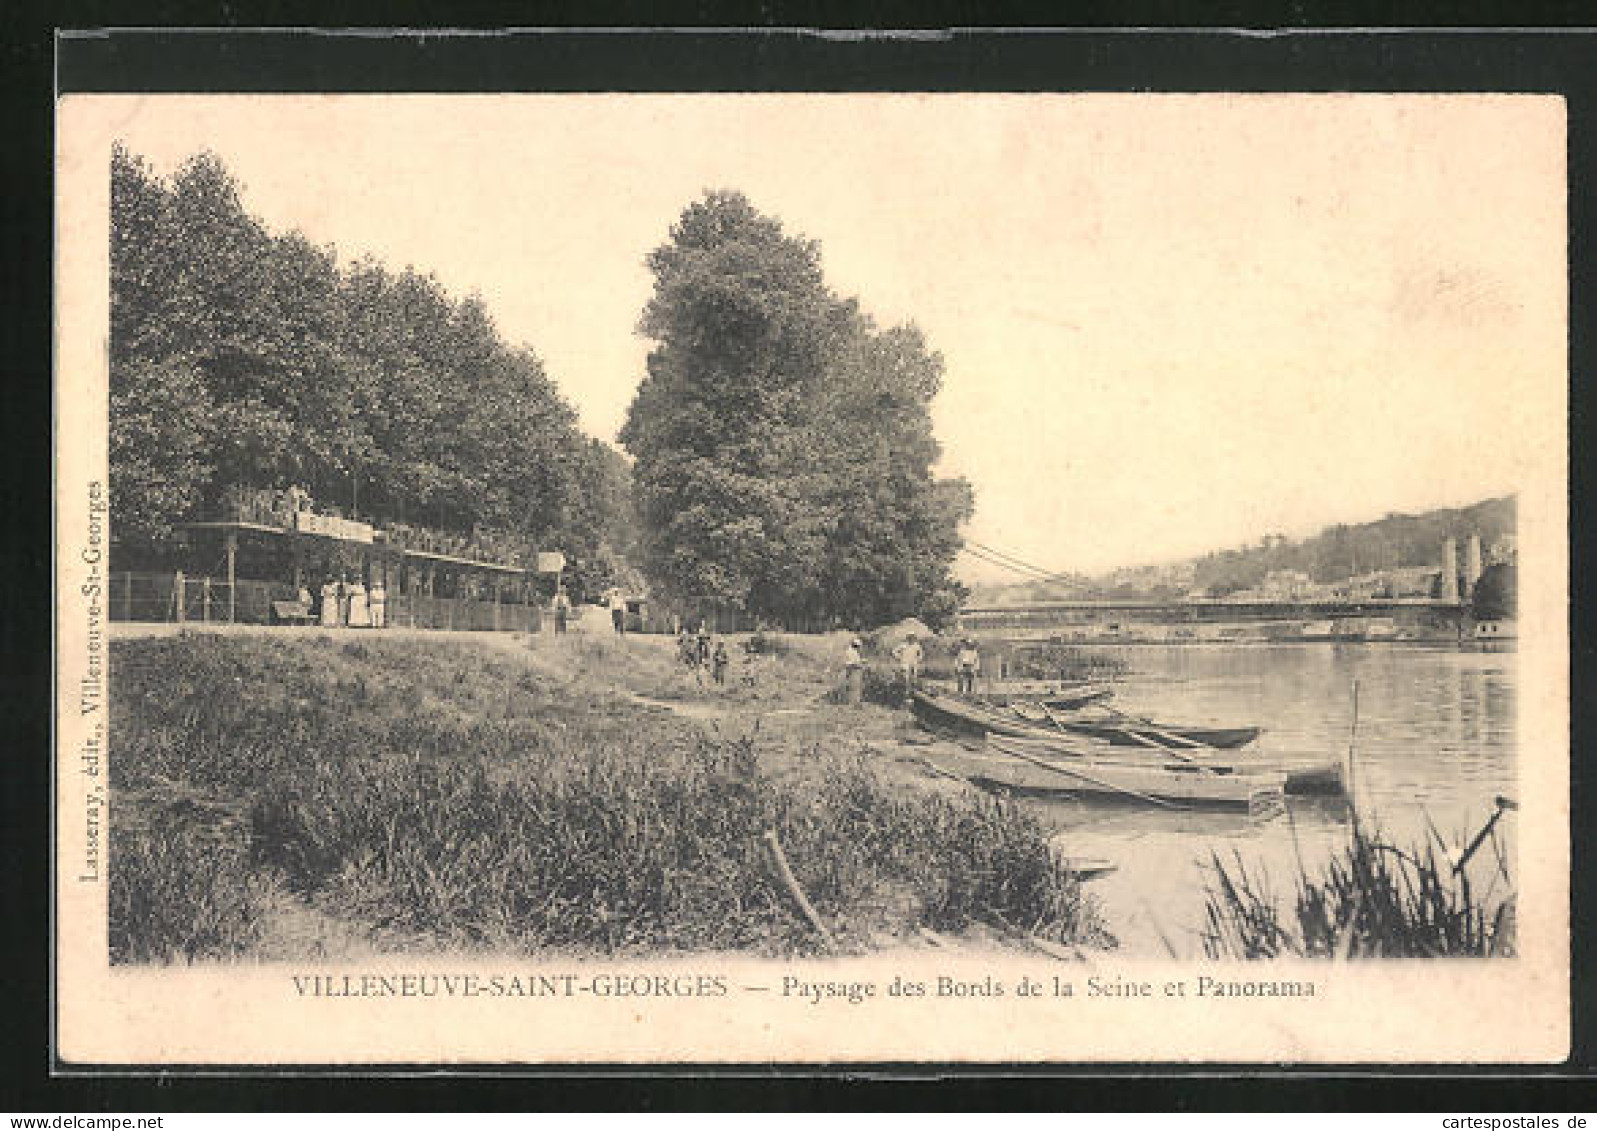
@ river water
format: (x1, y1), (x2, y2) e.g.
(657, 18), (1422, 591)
(1013, 642), (1518, 957)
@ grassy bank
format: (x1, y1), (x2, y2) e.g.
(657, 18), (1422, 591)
(110, 631), (1110, 962)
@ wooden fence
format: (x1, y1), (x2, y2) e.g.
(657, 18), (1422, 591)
(109, 572), (541, 633)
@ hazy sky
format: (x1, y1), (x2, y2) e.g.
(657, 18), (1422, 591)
(73, 94), (1565, 581)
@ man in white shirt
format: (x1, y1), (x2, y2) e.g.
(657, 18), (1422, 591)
(892, 633), (924, 698)
(843, 637), (865, 705)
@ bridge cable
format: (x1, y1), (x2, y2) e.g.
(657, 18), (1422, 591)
(959, 544), (1068, 581)
(962, 541), (1079, 583)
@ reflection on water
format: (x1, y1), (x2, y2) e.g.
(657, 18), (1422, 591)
(1015, 643), (1517, 957)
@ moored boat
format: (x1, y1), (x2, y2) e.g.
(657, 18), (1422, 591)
(934, 735), (1287, 808)
(912, 690), (1341, 796)
(911, 689), (1052, 739)
(1007, 703), (1262, 750)
(921, 680), (1114, 711)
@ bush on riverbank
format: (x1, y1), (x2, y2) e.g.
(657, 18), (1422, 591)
(110, 633), (1109, 960)
(1006, 644), (1129, 683)
(1199, 812), (1516, 959)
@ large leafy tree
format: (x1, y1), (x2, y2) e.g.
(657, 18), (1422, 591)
(109, 145), (630, 581)
(621, 191), (971, 629)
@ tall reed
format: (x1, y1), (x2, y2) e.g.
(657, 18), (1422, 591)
(1200, 809), (1516, 960)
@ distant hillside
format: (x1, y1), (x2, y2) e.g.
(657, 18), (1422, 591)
(1188, 496), (1515, 598)
(967, 496), (1515, 605)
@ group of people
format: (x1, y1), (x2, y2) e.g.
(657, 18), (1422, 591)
(678, 624), (731, 685)
(842, 631), (984, 701)
(308, 576), (387, 629)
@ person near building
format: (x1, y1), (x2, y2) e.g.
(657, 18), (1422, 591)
(609, 588), (627, 634)
(712, 639), (730, 686)
(369, 578), (386, 629)
(696, 622), (712, 666)
(347, 577), (371, 628)
(892, 632), (924, 698)
(552, 586), (571, 634)
(955, 638), (982, 697)
(320, 577), (340, 628)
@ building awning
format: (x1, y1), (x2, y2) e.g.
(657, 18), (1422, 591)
(177, 520), (530, 575)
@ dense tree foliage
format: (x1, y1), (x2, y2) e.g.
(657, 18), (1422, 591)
(620, 191), (972, 629)
(110, 146), (628, 590)
(1471, 562), (1516, 621)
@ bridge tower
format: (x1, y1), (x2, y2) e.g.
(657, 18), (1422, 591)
(1464, 533), (1483, 599)
(1440, 536), (1460, 603)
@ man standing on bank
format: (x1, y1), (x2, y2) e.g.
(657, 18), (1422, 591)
(843, 636), (865, 706)
(955, 637), (982, 697)
(893, 632), (924, 699)
(608, 588), (627, 634)
(552, 586), (571, 634)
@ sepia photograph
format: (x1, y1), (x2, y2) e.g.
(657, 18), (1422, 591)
(53, 82), (1569, 1065)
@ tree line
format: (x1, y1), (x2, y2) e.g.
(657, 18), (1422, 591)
(110, 146), (634, 597)
(111, 154), (971, 627)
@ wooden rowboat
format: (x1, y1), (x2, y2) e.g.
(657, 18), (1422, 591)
(920, 680), (1114, 711)
(937, 735), (1287, 809)
(912, 690), (1340, 797)
(983, 683), (1116, 710)
(913, 680), (1335, 795)
(911, 689), (1050, 738)
(1007, 703), (1262, 750)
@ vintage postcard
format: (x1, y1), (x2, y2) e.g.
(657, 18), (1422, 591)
(55, 88), (1569, 1065)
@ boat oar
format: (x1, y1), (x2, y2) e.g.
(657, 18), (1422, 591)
(1035, 701), (1076, 736)
(1042, 701), (1216, 772)
(1142, 724), (1208, 751)
(1093, 701), (1211, 750)
(991, 738), (1189, 811)
(1097, 700), (1158, 727)
(1134, 724), (1221, 765)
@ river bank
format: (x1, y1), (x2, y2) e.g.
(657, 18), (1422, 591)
(107, 626), (1113, 963)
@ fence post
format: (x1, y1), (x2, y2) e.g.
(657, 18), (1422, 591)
(225, 531), (237, 623)
(173, 571), (186, 624)
(202, 578), (211, 623)
(121, 572), (132, 622)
